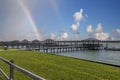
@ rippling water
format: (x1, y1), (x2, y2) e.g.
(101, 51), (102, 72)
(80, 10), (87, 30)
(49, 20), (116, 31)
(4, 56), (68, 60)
(54, 43), (120, 65)
(8, 43), (120, 65)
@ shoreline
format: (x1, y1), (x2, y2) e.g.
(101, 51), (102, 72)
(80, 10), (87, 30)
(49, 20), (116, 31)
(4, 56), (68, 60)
(0, 50), (120, 79)
(50, 53), (120, 67)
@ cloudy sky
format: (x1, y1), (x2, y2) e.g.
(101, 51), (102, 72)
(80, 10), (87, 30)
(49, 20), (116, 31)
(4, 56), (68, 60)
(0, 0), (120, 41)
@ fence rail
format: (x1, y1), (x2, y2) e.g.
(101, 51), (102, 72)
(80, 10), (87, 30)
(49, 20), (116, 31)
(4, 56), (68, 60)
(0, 57), (45, 80)
(0, 68), (9, 80)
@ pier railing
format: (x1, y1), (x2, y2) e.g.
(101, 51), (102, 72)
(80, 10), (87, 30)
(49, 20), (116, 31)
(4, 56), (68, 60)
(0, 57), (45, 80)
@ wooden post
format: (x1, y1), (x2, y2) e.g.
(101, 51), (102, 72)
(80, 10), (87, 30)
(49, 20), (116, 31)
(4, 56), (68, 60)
(9, 60), (14, 80)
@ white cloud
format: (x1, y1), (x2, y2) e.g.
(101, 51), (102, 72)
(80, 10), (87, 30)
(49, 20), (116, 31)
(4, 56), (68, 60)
(49, 32), (68, 40)
(86, 25), (94, 33)
(87, 23), (110, 40)
(95, 23), (102, 32)
(71, 8), (84, 32)
(116, 29), (120, 33)
(50, 33), (56, 39)
(71, 22), (80, 31)
(47, 8), (86, 41)
(72, 33), (80, 40)
(61, 32), (68, 40)
(73, 9), (84, 22)
(93, 32), (110, 40)
(112, 29), (120, 40)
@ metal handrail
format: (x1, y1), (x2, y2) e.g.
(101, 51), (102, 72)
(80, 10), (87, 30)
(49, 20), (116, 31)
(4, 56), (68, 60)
(0, 57), (45, 80)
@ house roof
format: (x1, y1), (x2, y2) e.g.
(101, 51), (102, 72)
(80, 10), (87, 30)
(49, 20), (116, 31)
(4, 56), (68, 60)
(82, 38), (100, 41)
(43, 39), (55, 43)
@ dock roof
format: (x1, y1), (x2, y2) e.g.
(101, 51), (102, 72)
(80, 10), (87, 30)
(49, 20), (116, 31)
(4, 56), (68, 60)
(82, 38), (101, 41)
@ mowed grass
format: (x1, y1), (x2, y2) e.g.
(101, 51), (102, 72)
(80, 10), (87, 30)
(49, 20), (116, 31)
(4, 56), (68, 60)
(0, 50), (120, 80)
(0, 46), (4, 50)
(0, 46), (18, 51)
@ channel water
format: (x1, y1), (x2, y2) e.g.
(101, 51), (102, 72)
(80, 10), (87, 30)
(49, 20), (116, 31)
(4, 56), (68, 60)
(54, 43), (120, 66)
(7, 43), (120, 66)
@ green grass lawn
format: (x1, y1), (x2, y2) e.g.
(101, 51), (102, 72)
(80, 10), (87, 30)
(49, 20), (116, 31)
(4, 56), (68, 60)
(0, 46), (18, 51)
(0, 50), (120, 80)
(0, 46), (4, 50)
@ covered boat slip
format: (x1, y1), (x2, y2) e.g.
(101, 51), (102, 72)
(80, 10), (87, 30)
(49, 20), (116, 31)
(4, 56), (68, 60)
(0, 38), (120, 53)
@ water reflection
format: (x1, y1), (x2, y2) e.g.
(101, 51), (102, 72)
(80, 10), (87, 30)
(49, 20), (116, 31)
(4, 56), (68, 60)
(55, 50), (120, 65)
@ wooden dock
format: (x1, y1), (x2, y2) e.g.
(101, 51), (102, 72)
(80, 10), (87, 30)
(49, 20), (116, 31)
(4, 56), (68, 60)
(105, 48), (120, 51)
(0, 38), (119, 53)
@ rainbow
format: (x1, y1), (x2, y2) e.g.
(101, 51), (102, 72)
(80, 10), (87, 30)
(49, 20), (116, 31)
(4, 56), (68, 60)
(17, 0), (42, 40)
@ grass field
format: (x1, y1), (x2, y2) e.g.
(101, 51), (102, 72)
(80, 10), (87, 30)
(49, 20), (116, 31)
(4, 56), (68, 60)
(0, 46), (18, 51)
(0, 46), (4, 50)
(0, 50), (120, 80)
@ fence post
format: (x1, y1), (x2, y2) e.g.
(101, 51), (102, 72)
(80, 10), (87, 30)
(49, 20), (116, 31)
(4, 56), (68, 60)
(9, 60), (14, 80)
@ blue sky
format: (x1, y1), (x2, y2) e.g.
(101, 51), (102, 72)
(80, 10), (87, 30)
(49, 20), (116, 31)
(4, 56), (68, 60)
(0, 0), (120, 41)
